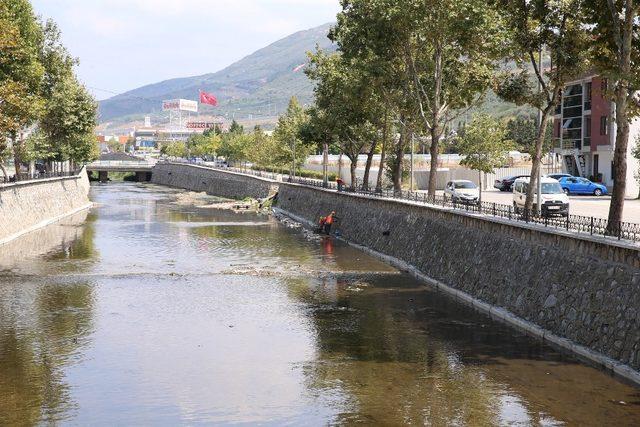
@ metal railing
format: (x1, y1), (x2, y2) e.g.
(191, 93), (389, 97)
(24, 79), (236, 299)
(307, 179), (639, 243)
(168, 160), (640, 244)
(1, 170), (81, 184)
(86, 160), (156, 168)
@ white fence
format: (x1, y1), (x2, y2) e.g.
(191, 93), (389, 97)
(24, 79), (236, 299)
(303, 161), (562, 191)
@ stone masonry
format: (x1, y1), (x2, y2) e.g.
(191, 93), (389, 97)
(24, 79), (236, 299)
(276, 183), (640, 374)
(0, 168), (91, 244)
(151, 163), (277, 200)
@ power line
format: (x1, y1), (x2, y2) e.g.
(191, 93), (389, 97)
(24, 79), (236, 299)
(87, 86), (163, 104)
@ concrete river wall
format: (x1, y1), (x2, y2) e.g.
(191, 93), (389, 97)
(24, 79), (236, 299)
(0, 168), (92, 245)
(151, 162), (278, 200)
(152, 163), (640, 382)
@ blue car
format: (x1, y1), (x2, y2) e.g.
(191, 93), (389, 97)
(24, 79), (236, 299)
(558, 177), (608, 196)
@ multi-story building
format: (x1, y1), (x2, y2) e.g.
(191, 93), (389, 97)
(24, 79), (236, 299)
(552, 74), (640, 198)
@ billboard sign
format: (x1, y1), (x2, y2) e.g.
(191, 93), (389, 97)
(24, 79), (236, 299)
(186, 122), (217, 129)
(162, 99), (198, 113)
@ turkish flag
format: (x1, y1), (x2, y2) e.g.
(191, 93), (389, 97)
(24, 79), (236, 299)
(199, 90), (218, 106)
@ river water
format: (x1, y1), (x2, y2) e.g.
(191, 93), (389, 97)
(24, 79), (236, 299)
(1, 182), (640, 425)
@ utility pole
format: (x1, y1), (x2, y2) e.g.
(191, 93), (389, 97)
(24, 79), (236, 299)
(410, 133), (415, 190)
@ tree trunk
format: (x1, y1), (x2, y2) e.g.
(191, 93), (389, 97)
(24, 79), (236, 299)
(524, 108), (552, 215)
(338, 152), (343, 182)
(607, 89), (629, 232)
(362, 140), (378, 191)
(0, 163), (8, 182)
(12, 133), (21, 182)
(428, 125), (440, 197)
(349, 155), (358, 190)
(427, 43), (443, 197)
(606, 0), (635, 233)
(376, 112), (389, 192)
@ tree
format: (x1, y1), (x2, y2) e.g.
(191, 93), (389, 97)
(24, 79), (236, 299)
(584, 0), (640, 230)
(247, 126), (281, 169)
(163, 141), (188, 158)
(187, 133), (221, 158)
(506, 116), (553, 157)
(107, 138), (122, 153)
(495, 0), (591, 216)
(39, 75), (98, 166)
(218, 132), (252, 165)
(272, 97), (313, 176)
(307, 51), (382, 188)
(457, 114), (515, 202)
(229, 120), (244, 135)
(330, 0), (506, 195)
(0, 0), (45, 178)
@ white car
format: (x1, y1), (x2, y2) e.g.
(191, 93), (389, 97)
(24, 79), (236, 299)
(513, 177), (570, 216)
(444, 180), (480, 205)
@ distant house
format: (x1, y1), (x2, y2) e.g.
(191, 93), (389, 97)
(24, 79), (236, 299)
(552, 74), (640, 198)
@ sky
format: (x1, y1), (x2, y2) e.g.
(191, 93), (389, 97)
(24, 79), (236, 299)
(31, 0), (340, 100)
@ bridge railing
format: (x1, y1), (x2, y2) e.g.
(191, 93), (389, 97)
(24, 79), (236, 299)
(86, 160), (155, 168)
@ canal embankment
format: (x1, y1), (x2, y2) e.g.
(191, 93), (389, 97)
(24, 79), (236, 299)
(151, 162), (277, 200)
(151, 162), (640, 383)
(0, 167), (92, 245)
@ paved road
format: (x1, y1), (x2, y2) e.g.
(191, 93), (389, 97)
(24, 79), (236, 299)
(436, 189), (640, 223)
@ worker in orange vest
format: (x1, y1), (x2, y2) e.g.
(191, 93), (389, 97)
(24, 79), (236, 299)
(317, 216), (326, 233)
(324, 211), (336, 235)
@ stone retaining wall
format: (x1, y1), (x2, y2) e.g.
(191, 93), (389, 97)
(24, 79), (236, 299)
(151, 162), (278, 200)
(0, 168), (91, 245)
(276, 183), (640, 378)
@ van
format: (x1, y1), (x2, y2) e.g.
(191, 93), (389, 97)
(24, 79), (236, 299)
(513, 177), (569, 216)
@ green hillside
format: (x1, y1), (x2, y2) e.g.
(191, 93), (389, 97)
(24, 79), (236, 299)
(98, 23), (335, 126)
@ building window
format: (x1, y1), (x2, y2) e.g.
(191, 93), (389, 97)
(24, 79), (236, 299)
(611, 161), (615, 182)
(584, 116), (591, 147)
(600, 116), (608, 135)
(584, 82), (592, 110)
(593, 154), (599, 179)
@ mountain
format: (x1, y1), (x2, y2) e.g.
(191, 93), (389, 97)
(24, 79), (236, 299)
(98, 23), (335, 128)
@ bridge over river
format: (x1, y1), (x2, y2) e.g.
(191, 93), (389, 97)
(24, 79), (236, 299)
(86, 152), (155, 182)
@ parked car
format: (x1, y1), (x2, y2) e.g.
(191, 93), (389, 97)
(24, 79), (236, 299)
(444, 180), (480, 205)
(558, 176), (608, 196)
(512, 177), (569, 216)
(545, 173), (573, 181)
(494, 175), (529, 192)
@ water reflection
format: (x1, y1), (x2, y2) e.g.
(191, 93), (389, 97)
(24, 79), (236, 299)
(0, 279), (95, 425)
(290, 275), (640, 425)
(0, 182), (639, 425)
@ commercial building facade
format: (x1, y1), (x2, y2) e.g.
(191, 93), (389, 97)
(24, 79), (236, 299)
(552, 75), (640, 198)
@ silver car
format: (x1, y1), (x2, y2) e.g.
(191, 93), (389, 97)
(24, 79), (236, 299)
(444, 180), (480, 205)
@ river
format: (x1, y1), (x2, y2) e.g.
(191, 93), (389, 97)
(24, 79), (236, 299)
(1, 182), (639, 425)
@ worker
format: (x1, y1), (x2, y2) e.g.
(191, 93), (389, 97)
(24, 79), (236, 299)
(317, 216), (326, 233)
(324, 211), (336, 235)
